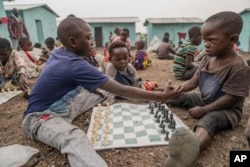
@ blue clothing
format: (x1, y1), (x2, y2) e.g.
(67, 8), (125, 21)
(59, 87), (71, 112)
(24, 48), (109, 116)
(115, 69), (134, 86)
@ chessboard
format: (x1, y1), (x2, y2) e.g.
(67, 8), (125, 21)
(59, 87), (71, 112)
(0, 89), (22, 105)
(86, 102), (188, 150)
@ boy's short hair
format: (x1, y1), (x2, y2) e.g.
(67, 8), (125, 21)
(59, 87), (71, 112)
(0, 38), (11, 50)
(18, 37), (30, 48)
(34, 43), (42, 48)
(164, 32), (169, 36)
(45, 37), (55, 44)
(205, 11), (243, 35)
(108, 41), (127, 60)
(136, 40), (145, 50)
(114, 27), (120, 34)
(122, 28), (130, 37)
(188, 26), (201, 39)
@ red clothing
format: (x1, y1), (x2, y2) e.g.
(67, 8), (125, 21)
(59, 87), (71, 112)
(7, 15), (29, 39)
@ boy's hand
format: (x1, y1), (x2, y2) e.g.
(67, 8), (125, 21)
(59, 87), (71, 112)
(188, 106), (206, 119)
(164, 80), (183, 99)
(19, 74), (30, 97)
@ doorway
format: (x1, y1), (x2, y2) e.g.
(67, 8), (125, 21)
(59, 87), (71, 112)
(94, 27), (103, 47)
(35, 20), (44, 45)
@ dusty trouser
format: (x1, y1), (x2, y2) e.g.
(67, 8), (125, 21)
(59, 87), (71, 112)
(21, 87), (108, 167)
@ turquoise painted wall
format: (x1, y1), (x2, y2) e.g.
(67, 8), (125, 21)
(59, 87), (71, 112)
(6, 6), (57, 46)
(146, 23), (203, 49)
(89, 23), (136, 47)
(0, 0), (8, 39)
(239, 12), (250, 52)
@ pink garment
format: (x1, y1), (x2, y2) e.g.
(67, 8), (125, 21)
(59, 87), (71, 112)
(112, 36), (131, 49)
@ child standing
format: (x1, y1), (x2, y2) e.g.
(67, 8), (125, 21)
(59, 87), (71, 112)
(0, 38), (30, 97)
(134, 40), (148, 70)
(172, 26), (202, 80)
(21, 17), (181, 167)
(165, 11), (250, 167)
(18, 37), (46, 79)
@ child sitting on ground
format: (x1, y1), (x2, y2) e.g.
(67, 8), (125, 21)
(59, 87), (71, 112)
(134, 40), (149, 70)
(172, 26), (202, 80)
(165, 11), (250, 167)
(43, 37), (56, 58)
(0, 38), (30, 97)
(21, 17), (181, 167)
(106, 41), (140, 87)
(18, 37), (47, 79)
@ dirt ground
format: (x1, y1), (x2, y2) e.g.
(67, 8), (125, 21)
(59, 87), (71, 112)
(1, 50), (250, 167)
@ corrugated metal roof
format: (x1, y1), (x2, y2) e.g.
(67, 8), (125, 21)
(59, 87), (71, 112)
(4, 3), (59, 17)
(82, 17), (140, 23)
(239, 8), (250, 15)
(144, 17), (203, 26)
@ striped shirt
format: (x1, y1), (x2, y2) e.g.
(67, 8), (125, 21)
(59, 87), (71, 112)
(173, 41), (196, 79)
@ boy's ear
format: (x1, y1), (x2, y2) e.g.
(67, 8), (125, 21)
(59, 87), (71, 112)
(68, 37), (77, 48)
(230, 34), (239, 45)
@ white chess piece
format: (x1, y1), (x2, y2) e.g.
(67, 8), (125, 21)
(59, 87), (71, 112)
(102, 134), (109, 146)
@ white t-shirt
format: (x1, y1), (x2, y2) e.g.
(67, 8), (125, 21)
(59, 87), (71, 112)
(19, 50), (40, 78)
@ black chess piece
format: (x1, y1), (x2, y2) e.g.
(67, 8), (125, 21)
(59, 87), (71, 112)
(150, 107), (154, 114)
(159, 119), (164, 128)
(161, 105), (164, 112)
(164, 131), (169, 141)
(172, 120), (176, 131)
(170, 112), (174, 120)
(156, 115), (161, 123)
(161, 124), (166, 134)
(154, 102), (157, 108)
(165, 114), (170, 123)
(154, 110), (159, 118)
(168, 119), (173, 129)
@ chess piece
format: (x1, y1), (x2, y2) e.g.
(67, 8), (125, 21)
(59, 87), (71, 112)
(172, 120), (176, 131)
(150, 108), (154, 114)
(161, 124), (166, 134)
(91, 135), (98, 146)
(154, 102), (157, 108)
(165, 114), (170, 123)
(156, 115), (161, 123)
(102, 134), (109, 146)
(164, 127), (199, 167)
(164, 131), (169, 141)
(159, 119), (164, 128)
(154, 110), (159, 118)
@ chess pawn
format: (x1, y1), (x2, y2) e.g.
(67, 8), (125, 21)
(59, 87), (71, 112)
(164, 131), (169, 141)
(150, 108), (154, 114)
(91, 136), (98, 146)
(102, 135), (109, 146)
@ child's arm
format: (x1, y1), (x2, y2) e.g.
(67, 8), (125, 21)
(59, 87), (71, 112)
(180, 73), (199, 92)
(100, 79), (181, 101)
(188, 93), (239, 118)
(185, 54), (197, 69)
(39, 57), (47, 62)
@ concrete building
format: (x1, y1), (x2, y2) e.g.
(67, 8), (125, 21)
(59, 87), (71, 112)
(144, 17), (203, 47)
(4, 3), (59, 45)
(83, 17), (140, 47)
(239, 8), (250, 52)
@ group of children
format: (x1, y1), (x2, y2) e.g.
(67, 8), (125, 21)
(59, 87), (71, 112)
(0, 10), (249, 167)
(0, 36), (58, 97)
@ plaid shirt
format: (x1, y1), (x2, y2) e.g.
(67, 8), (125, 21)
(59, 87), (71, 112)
(0, 50), (26, 79)
(7, 15), (29, 38)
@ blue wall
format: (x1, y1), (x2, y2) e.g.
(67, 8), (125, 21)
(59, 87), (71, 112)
(147, 23), (203, 48)
(239, 11), (250, 52)
(0, 0), (8, 39)
(5, 6), (57, 46)
(89, 23), (136, 47)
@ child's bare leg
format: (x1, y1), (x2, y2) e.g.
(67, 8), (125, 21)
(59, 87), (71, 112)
(194, 127), (211, 151)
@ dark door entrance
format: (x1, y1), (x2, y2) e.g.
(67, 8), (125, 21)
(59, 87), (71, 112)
(94, 27), (103, 47)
